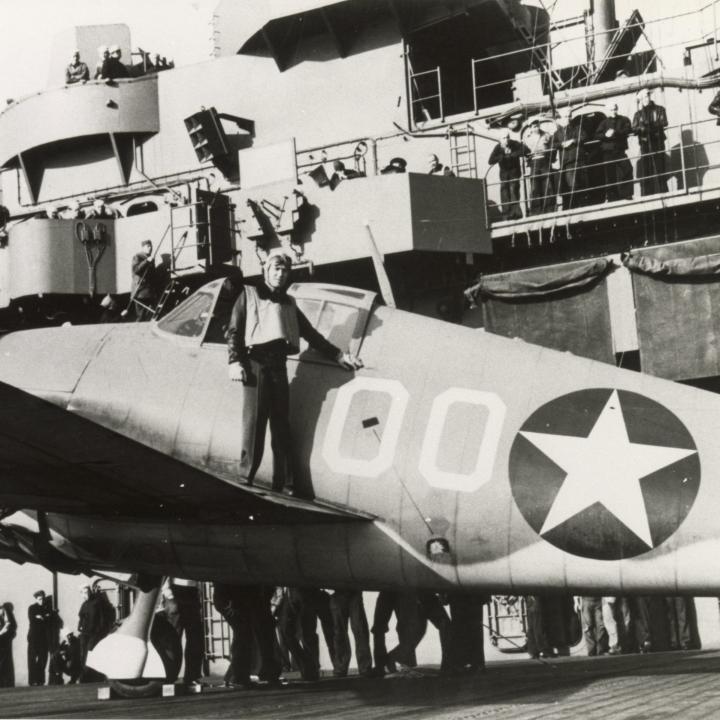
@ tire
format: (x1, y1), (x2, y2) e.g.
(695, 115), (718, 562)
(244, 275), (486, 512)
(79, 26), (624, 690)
(108, 679), (163, 699)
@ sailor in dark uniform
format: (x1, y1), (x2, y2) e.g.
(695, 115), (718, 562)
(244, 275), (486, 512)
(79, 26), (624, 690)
(595, 102), (633, 201)
(632, 89), (669, 195)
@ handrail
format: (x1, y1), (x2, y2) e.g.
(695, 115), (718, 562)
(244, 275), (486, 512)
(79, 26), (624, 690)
(471, 22), (720, 107)
(484, 115), (720, 226)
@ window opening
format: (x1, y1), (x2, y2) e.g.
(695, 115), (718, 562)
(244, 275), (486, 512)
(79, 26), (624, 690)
(157, 290), (215, 338)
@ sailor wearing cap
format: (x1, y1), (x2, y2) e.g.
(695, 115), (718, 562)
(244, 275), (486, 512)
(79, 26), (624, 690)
(65, 49), (89, 85)
(227, 250), (363, 494)
(27, 590), (51, 686)
(380, 157), (407, 174)
(94, 46), (109, 79)
(488, 129), (527, 219)
(594, 102), (633, 201)
(98, 43), (129, 81)
(632, 88), (668, 195)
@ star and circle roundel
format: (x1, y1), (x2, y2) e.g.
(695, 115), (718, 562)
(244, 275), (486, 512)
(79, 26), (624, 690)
(509, 388), (700, 561)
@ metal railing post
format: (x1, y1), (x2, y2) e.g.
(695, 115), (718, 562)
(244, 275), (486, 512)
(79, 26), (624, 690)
(471, 58), (478, 115)
(678, 122), (688, 193)
(437, 67), (444, 122)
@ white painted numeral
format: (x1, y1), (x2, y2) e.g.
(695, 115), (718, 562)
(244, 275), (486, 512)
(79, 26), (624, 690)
(419, 388), (506, 492)
(322, 377), (409, 477)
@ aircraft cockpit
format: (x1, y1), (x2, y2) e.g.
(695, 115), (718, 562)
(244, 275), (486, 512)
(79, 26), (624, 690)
(155, 278), (377, 359)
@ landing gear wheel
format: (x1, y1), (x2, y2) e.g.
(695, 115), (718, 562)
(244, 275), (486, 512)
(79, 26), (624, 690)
(108, 679), (163, 699)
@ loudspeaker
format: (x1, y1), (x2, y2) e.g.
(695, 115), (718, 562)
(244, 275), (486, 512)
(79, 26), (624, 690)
(184, 108), (229, 163)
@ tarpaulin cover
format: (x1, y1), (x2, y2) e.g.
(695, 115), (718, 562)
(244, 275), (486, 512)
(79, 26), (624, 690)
(473, 258), (614, 363)
(466, 257), (612, 301)
(626, 235), (720, 380)
(623, 251), (720, 277)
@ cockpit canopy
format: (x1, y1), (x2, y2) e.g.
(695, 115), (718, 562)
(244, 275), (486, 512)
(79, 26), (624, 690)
(156, 278), (377, 357)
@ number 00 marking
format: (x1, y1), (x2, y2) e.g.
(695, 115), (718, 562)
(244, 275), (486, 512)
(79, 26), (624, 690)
(322, 377), (409, 477)
(419, 388), (506, 492)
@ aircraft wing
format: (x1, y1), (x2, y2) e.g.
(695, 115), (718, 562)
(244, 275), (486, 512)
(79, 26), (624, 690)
(0, 381), (367, 524)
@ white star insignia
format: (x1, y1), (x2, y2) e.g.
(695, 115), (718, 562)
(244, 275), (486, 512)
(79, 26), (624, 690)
(520, 390), (696, 547)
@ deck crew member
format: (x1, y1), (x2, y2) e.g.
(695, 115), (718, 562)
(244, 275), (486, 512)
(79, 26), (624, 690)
(603, 596), (631, 654)
(0, 602), (16, 687)
(94, 46), (110, 79)
(329, 590), (372, 677)
(27, 590), (51, 686)
(130, 240), (157, 320)
(227, 250), (362, 493)
(65, 50), (89, 84)
(558, 112), (588, 210)
(77, 584), (102, 679)
(488, 130), (526, 219)
(525, 122), (556, 215)
(447, 593), (488, 674)
(86, 198), (115, 219)
(275, 588), (324, 681)
(427, 153), (454, 176)
(100, 45), (129, 80)
(212, 584), (280, 688)
(164, 578), (204, 688)
(581, 596), (608, 656)
(632, 89), (669, 196)
(595, 102), (633, 201)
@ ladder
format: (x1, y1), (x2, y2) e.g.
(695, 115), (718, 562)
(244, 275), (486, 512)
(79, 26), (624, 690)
(514, 22), (565, 92)
(200, 582), (230, 665)
(151, 279), (179, 320)
(448, 126), (478, 178)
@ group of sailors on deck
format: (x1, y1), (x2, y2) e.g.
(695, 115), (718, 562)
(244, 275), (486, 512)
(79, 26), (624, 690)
(65, 45), (173, 85)
(489, 88), (669, 220)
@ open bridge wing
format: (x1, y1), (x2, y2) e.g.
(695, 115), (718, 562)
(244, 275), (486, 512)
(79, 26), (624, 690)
(0, 381), (367, 524)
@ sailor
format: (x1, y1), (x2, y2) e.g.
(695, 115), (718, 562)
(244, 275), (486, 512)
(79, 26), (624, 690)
(632, 88), (669, 195)
(63, 199), (85, 219)
(77, 584), (100, 679)
(27, 590), (51, 686)
(0, 602), (17, 687)
(86, 198), (115, 219)
(94, 46), (109, 79)
(557, 109), (588, 210)
(329, 590), (372, 677)
(65, 50), (89, 85)
(594, 102), (633, 201)
(165, 578), (204, 688)
(130, 240), (157, 320)
(227, 250), (362, 493)
(275, 587), (321, 681)
(524, 121), (556, 215)
(100, 45), (130, 81)
(446, 593), (488, 674)
(380, 157), (407, 174)
(488, 129), (527, 219)
(708, 89), (720, 125)
(581, 596), (608, 656)
(427, 153), (454, 176)
(602, 596), (631, 654)
(213, 584), (251, 688)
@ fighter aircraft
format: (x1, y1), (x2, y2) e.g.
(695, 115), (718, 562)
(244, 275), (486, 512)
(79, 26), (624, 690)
(0, 276), (716, 688)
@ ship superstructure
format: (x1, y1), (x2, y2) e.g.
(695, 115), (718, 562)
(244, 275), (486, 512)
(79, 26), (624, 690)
(0, 0), (719, 384)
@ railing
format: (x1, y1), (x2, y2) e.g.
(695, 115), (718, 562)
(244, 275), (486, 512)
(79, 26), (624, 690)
(296, 137), (373, 177)
(483, 115), (720, 228)
(465, 3), (720, 117)
(409, 67), (444, 123)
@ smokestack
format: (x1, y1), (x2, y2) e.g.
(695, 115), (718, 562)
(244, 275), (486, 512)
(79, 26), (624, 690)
(593, 0), (618, 62)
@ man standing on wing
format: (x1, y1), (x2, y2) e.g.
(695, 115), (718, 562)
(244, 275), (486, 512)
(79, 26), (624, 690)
(227, 250), (362, 493)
